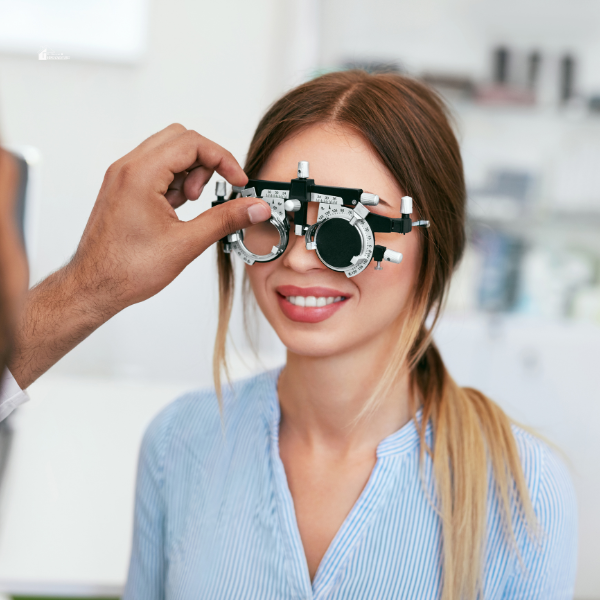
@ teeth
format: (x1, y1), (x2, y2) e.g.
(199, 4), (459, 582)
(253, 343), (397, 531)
(286, 295), (345, 307)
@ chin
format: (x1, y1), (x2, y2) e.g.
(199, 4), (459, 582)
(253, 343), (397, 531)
(277, 330), (350, 358)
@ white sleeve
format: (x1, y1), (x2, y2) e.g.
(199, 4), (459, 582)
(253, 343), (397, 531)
(0, 368), (30, 422)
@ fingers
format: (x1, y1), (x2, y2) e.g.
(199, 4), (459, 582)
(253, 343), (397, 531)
(165, 189), (187, 209)
(146, 130), (248, 191)
(165, 165), (217, 208)
(183, 166), (213, 200)
(164, 169), (187, 208)
(110, 124), (187, 173)
(135, 123), (187, 153)
(178, 197), (271, 259)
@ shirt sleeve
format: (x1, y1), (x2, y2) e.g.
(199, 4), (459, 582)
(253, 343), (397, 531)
(501, 445), (578, 600)
(0, 368), (29, 422)
(123, 407), (175, 600)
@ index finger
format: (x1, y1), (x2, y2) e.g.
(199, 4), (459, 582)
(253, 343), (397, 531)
(110, 123), (188, 173)
(144, 130), (248, 191)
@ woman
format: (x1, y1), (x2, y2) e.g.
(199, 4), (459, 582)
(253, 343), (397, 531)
(125, 71), (577, 600)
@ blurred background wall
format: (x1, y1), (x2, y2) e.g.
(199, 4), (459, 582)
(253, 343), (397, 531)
(0, 0), (598, 598)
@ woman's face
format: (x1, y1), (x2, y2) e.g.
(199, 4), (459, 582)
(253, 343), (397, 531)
(245, 124), (420, 359)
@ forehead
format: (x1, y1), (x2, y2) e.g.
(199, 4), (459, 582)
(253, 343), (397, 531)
(258, 123), (404, 203)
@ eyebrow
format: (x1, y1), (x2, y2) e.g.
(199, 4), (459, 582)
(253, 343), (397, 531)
(364, 191), (393, 208)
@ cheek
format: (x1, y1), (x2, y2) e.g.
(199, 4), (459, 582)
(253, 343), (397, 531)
(355, 263), (415, 328)
(244, 262), (277, 314)
(354, 234), (421, 325)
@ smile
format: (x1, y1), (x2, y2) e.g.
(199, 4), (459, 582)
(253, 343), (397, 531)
(275, 286), (350, 323)
(285, 295), (345, 307)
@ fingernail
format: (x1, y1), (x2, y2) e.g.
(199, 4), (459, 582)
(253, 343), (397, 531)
(248, 202), (271, 224)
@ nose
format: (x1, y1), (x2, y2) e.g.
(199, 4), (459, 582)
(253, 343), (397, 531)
(282, 203), (325, 273)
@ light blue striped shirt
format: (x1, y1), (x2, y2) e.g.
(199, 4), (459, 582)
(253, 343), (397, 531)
(124, 368), (577, 599)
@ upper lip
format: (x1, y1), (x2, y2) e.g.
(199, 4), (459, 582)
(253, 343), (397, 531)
(276, 285), (351, 298)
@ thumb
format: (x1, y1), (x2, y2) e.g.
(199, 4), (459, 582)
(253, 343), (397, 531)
(178, 197), (271, 258)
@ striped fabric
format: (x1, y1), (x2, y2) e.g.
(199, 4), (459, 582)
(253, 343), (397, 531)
(124, 368), (577, 600)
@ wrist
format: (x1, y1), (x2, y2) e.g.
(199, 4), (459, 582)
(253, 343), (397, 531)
(61, 257), (127, 324)
(8, 262), (125, 389)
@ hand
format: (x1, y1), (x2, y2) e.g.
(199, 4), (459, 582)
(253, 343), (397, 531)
(9, 125), (270, 388)
(71, 123), (269, 311)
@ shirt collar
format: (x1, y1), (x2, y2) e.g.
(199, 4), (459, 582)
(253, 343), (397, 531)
(376, 409), (431, 458)
(263, 366), (430, 458)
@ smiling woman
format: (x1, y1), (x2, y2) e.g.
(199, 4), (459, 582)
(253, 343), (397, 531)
(125, 71), (577, 600)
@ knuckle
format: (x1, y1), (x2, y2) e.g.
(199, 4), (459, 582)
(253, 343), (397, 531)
(183, 129), (199, 141)
(167, 123), (187, 134)
(183, 129), (211, 151)
(116, 160), (138, 183)
(105, 160), (120, 178)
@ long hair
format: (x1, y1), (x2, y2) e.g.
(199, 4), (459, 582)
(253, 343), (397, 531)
(214, 70), (535, 599)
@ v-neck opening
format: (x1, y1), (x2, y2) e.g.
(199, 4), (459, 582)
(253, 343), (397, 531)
(263, 368), (422, 599)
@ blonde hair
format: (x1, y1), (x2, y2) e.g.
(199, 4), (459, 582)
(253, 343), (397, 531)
(214, 70), (536, 599)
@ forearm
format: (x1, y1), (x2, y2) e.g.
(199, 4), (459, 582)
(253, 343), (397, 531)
(8, 261), (122, 389)
(5, 126), (267, 390)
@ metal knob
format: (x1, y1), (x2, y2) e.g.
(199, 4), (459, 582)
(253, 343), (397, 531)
(360, 192), (379, 206)
(297, 161), (309, 179)
(284, 199), (302, 212)
(241, 187), (257, 198)
(383, 248), (403, 264)
(401, 196), (413, 215)
(215, 181), (226, 197)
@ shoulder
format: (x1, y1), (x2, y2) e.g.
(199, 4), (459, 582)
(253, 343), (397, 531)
(510, 424), (577, 517)
(139, 368), (280, 468)
(510, 425), (578, 583)
(484, 425), (578, 597)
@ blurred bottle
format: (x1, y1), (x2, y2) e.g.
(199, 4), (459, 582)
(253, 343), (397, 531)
(479, 46), (578, 108)
(475, 229), (524, 313)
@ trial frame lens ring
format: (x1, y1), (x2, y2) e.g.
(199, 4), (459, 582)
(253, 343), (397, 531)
(310, 209), (374, 277)
(234, 215), (290, 263)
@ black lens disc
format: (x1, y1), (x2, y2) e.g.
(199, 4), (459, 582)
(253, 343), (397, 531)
(315, 218), (362, 269)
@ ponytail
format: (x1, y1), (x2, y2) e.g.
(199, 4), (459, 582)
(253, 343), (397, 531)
(417, 341), (536, 599)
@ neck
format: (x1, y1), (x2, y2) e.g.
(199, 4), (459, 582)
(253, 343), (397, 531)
(277, 332), (412, 456)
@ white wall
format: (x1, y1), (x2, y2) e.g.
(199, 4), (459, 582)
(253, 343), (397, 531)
(0, 0), (299, 386)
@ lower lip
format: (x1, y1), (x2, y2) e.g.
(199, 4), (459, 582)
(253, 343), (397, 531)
(276, 294), (347, 323)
